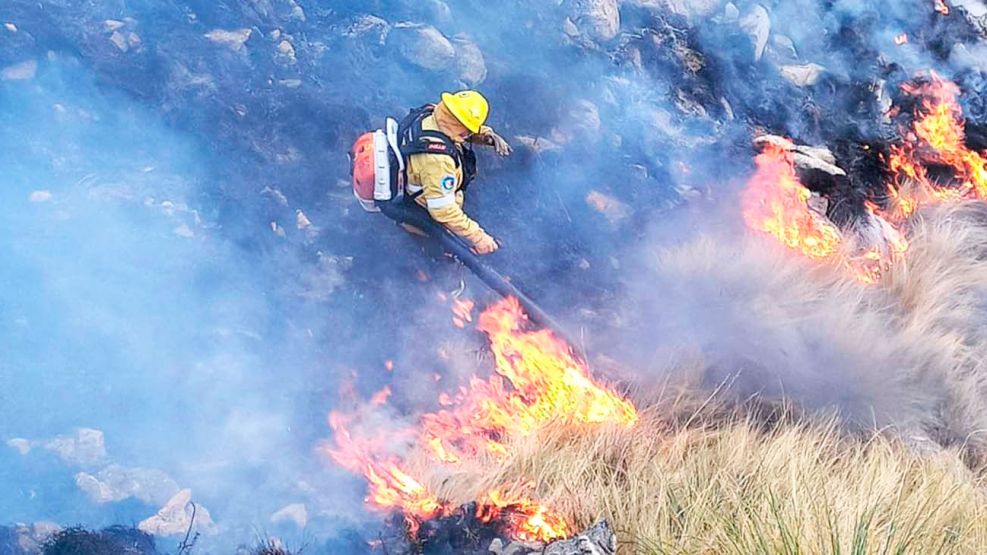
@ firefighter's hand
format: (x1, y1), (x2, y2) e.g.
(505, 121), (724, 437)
(472, 234), (500, 255)
(485, 130), (513, 157)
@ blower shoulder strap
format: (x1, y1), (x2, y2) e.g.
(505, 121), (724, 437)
(396, 104), (467, 201)
(397, 104), (462, 167)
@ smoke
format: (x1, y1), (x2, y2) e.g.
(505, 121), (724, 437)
(611, 200), (987, 464)
(0, 57), (363, 548)
(3, 0), (987, 549)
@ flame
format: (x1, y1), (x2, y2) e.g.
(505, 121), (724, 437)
(934, 0), (950, 15)
(885, 72), (987, 220)
(370, 386), (392, 406)
(325, 411), (439, 536)
(477, 489), (570, 543)
(422, 297), (637, 460)
(452, 298), (475, 328)
(325, 297), (636, 543)
(741, 141), (843, 259)
(744, 71), (986, 285)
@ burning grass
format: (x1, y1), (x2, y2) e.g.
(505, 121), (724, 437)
(329, 200), (987, 550)
(325, 296), (637, 544)
(432, 402), (987, 554)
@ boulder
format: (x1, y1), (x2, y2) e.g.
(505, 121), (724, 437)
(544, 520), (617, 554)
(1, 59), (37, 81)
(75, 464), (181, 505)
(650, 0), (723, 19)
(570, 0), (620, 42)
(779, 63), (825, 87)
(739, 4), (770, 61)
(204, 28), (253, 51)
(270, 503), (308, 528)
(452, 34), (487, 86)
(138, 489), (215, 536)
(389, 23), (456, 71)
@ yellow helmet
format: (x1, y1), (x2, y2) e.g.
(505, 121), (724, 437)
(440, 90), (489, 134)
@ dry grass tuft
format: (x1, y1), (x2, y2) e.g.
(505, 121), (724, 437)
(422, 404), (987, 554)
(405, 202), (987, 553)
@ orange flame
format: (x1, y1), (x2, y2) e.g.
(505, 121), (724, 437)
(325, 297), (636, 543)
(477, 489), (570, 543)
(886, 72), (987, 218)
(452, 298), (475, 328)
(370, 386), (392, 406)
(741, 141), (843, 259)
(744, 71), (987, 284)
(422, 297), (637, 460)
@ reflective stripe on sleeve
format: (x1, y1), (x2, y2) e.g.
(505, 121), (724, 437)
(426, 195), (457, 209)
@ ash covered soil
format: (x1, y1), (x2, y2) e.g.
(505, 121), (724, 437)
(3, 0), (987, 553)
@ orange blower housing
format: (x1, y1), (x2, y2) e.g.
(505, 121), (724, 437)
(349, 120), (403, 212)
(351, 132), (377, 210)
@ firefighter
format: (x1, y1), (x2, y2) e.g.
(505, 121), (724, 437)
(399, 90), (512, 255)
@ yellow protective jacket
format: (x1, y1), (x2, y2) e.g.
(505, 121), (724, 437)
(405, 114), (493, 246)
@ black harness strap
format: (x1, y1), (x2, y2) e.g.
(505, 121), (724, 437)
(396, 104), (476, 200)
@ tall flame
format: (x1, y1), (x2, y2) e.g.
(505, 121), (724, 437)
(743, 71), (986, 284)
(324, 297), (637, 544)
(888, 72), (987, 209)
(741, 140), (843, 259)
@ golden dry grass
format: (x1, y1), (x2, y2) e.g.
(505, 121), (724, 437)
(405, 202), (987, 553)
(421, 404), (987, 554)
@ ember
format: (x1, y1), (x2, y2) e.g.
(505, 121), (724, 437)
(325, 297), (637, 544)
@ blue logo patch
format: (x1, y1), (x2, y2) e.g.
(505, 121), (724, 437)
(440, 175), (456, 191)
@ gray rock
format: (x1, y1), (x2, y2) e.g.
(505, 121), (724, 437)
(570, 0), (620, 41)
(722, 2), (740, 22)
(554, 98), (602, 143)
(277, 39), (295, 57)
(452, 35), (487, 86)
(651, 0), (723, 19)
(874, 78), (893, 123)
(270, 503), (308, 528)
(753, 135), (844, 176)
(285, 0), (306, 22)
(563, 17), (581, 38)
(1, 59), (37, 80)
(109, 30), (128, 52)
(389, 23), (456, 71)
(344, 15), (391, 44)
(956, 0), (987, 39)
(8, 522), (61, 554)
(75, 464), (181, 505)
(852, 210), (904, 258)
(955, 0), (987, 17)
(204, 28), (253, 51)
(620, 0), (662, 8)
(739, 5), (770, 61)
(543, 520), (616, 555)
(779, 63), (825, 87)
(768, 34), (798, 64)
